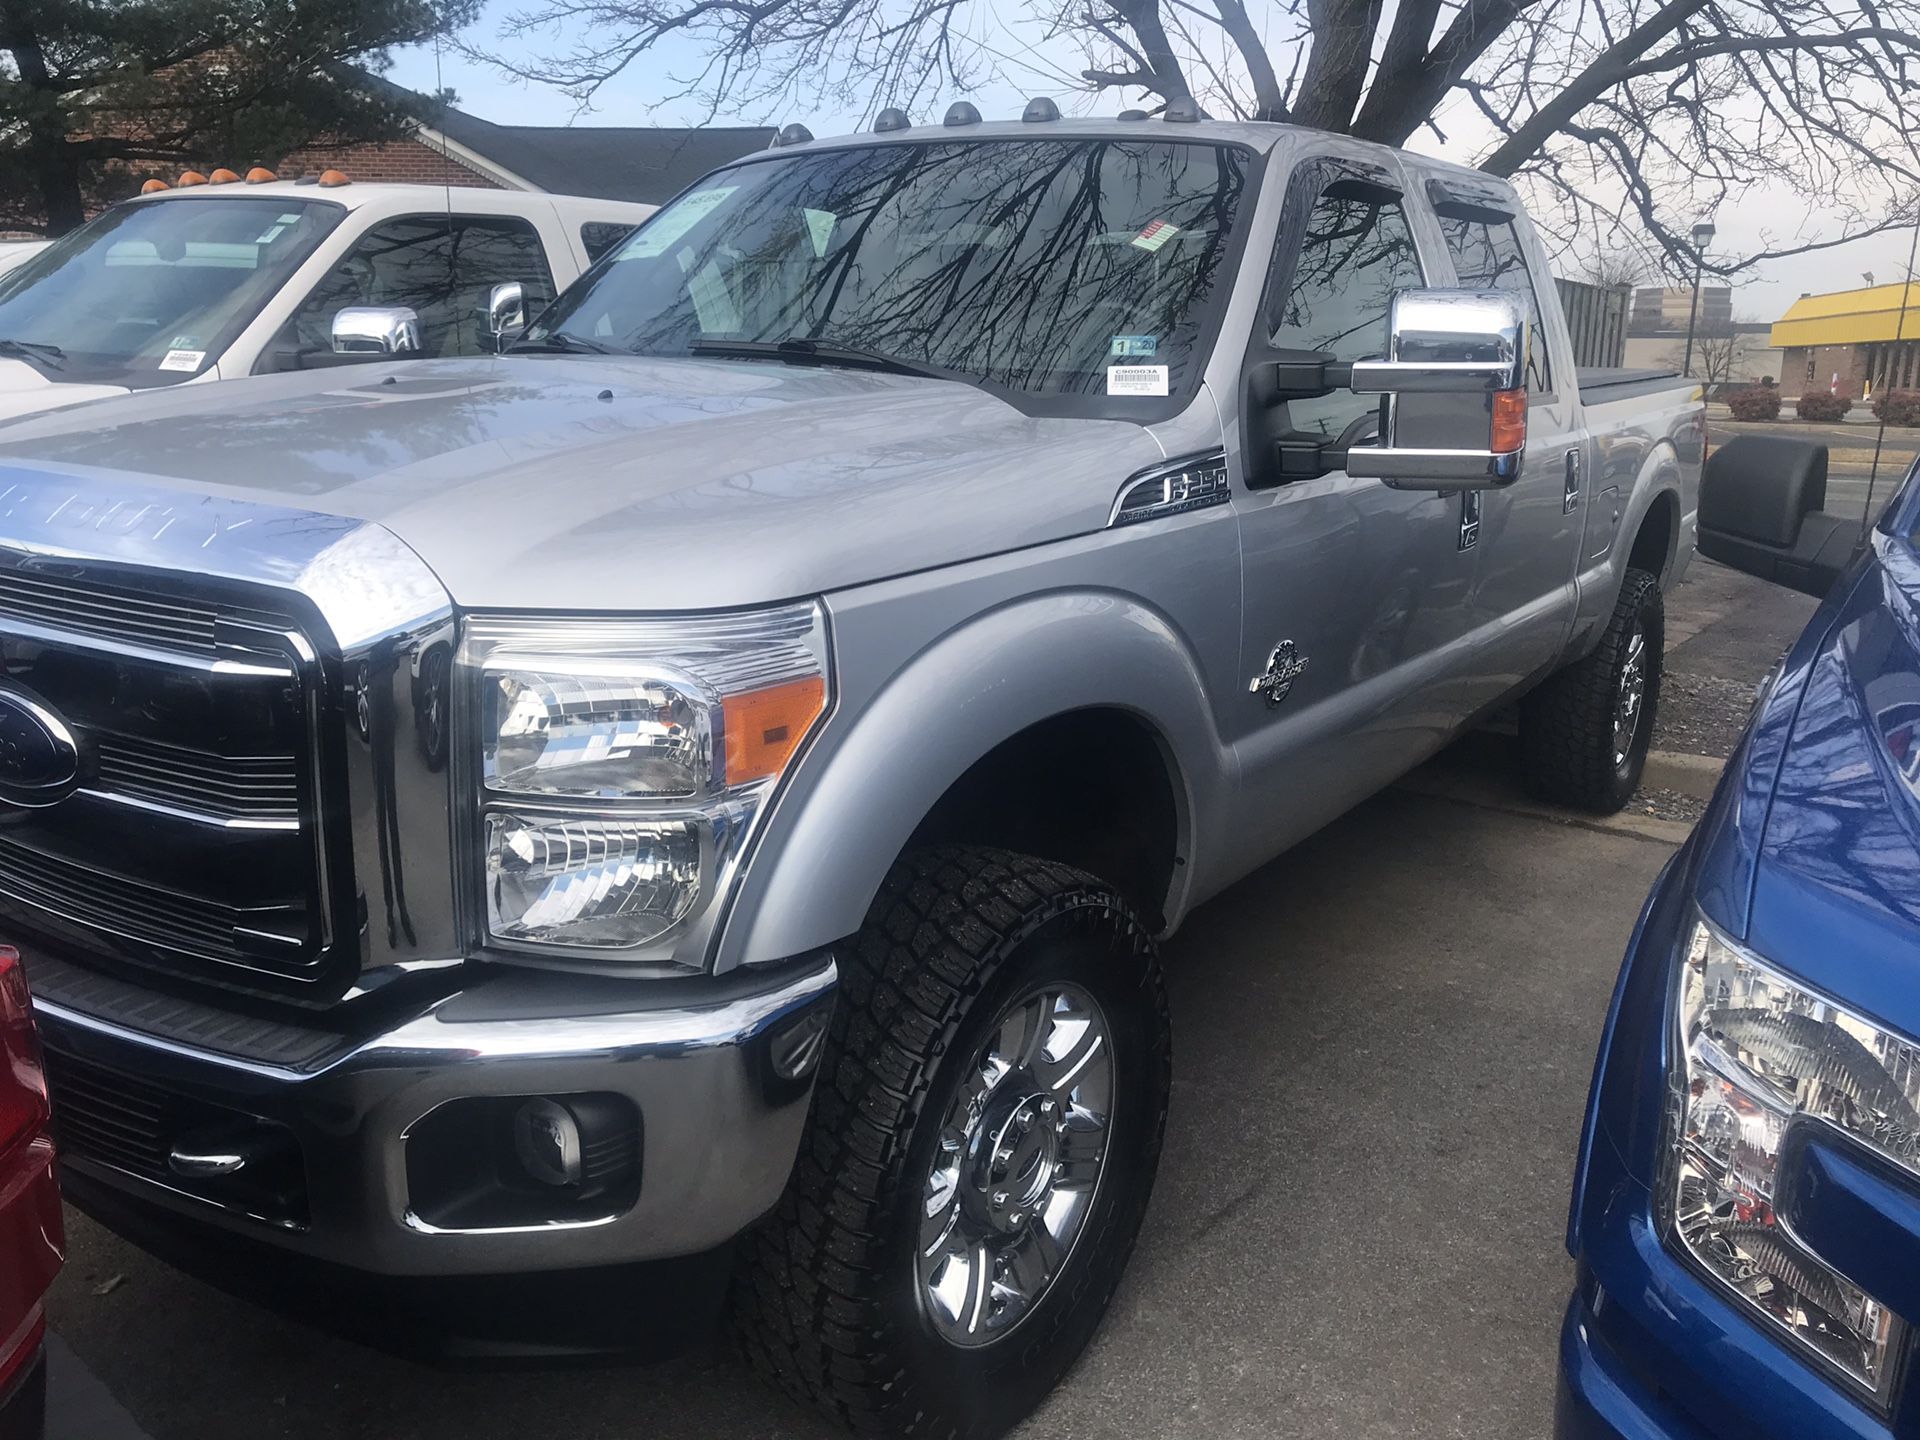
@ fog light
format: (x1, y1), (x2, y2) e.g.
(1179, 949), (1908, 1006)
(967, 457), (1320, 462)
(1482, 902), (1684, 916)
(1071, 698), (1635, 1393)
(512, 1098), (582, 1188)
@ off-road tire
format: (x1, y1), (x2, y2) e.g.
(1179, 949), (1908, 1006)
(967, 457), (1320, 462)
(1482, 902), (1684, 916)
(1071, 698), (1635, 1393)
(731, 846), (1171, 1439)
(1520, 565), (1664, 813)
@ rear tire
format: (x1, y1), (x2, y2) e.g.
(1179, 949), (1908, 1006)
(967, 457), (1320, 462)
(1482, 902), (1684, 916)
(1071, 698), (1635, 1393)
(732, 846), (1171, 1439)
(1519, 565), (1664, 813)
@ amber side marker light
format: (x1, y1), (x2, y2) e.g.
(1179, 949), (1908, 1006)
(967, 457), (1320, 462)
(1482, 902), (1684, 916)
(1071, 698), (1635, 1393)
(208, 168), (240, 185)
(723, 676), (828, 785)
(245, 167), (278, 184)
(140, 179), (170, 194)
(177, 170), (208, 187)
(318, 169), (351, 188)
(1491, 387), (1528, 454)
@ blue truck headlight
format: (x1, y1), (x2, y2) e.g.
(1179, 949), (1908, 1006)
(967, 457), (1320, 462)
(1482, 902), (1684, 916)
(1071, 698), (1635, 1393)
(461, 604), (830, 963)
(1664, 914), (1910, 1399)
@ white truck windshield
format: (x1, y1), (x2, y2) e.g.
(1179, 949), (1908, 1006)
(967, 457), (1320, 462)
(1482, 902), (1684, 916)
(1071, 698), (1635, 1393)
(0, 197), (344, 386)
(531, 139), (1250, 406)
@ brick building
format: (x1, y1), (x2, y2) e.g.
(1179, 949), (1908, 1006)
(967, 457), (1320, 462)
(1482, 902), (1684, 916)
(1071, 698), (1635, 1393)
(1770, 282), (1920, 400)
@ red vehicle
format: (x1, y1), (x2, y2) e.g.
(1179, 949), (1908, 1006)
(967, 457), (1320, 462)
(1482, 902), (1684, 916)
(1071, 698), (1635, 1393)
(0, 944), (60, 1440)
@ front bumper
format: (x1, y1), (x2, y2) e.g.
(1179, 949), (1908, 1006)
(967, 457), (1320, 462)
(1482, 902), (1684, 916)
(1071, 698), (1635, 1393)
(32, 949), (836, 1278)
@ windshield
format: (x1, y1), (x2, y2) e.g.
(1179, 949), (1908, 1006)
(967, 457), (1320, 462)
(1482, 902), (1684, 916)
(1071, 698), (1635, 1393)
(530, 139), (1251, 408)
(0, 197), (344, 386)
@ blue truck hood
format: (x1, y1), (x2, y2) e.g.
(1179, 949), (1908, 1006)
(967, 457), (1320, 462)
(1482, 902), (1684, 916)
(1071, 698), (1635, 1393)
(1744, 531), (1920, 1036)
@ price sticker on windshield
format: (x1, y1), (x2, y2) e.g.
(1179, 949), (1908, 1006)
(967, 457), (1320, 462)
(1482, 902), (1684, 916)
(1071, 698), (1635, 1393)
(159, 349), (205, 373)
(618, 187), (738, 260)
(1107, 364), (1169, 397)
(1131, 220), (1181, 253)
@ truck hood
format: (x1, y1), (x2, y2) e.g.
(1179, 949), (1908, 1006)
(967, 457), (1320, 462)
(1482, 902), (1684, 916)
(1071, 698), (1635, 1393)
(1747, 534), (1920, 1036)
(0, 358), (128, 423)
(0, 355), (1163, 611)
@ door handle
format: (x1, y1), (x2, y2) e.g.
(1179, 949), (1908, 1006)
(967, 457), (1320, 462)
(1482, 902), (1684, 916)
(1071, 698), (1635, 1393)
(1563, 449), (1582, 513)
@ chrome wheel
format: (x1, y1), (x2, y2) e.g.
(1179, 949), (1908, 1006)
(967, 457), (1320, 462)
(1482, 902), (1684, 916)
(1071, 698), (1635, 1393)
(916, 982), (1114, 1348)
(1613, 624), (1648, 769)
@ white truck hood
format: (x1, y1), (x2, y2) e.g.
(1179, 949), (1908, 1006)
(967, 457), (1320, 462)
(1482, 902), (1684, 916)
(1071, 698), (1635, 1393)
(0, 358), (129, 423)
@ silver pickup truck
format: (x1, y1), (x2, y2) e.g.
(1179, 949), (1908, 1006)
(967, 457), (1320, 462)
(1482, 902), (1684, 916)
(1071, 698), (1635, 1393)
(0, 111), (1699, 1436)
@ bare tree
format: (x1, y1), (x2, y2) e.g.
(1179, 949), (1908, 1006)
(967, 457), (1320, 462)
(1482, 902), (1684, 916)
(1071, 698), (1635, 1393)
(1580, 252), (1644, 290)
(1666, 315), (1752, 387)
(476, 0), (1920, 279)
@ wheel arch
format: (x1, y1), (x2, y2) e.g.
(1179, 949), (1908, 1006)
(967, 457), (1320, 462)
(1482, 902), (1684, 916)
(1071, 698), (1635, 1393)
(713, 592), (1226, 971)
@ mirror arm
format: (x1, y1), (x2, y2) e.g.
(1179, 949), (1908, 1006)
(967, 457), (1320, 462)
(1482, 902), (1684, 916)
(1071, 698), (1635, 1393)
(1272, 435), (1348, 481)
(1264, 354), (1355, 399)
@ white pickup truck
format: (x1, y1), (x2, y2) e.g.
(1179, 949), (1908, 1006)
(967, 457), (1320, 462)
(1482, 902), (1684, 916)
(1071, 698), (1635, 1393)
(0, 178), (655, 422)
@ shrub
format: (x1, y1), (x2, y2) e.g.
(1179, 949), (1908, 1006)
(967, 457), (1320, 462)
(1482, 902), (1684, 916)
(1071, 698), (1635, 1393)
(1726, 385), (1782, 421)
(1871, 389), (1920, 426)
(1795, 390), (1853, 422)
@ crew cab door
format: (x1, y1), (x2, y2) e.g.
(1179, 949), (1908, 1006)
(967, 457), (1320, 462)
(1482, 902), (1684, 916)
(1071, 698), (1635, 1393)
(1423, 180), (1585, 707)
(253, 213), (561, 373)
(1226, 150), (1480, 848)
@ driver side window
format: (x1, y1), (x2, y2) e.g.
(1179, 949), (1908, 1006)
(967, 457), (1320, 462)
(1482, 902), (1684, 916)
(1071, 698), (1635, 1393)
(1270, 183), (1425, 438)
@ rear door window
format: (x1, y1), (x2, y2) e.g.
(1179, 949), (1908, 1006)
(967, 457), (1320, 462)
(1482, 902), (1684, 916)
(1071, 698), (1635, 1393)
(1437, 214), (1551, 393)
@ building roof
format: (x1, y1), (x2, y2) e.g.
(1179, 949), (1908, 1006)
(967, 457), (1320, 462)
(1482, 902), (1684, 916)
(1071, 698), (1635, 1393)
(1773, 282), (1920, 348)
(429, 108), (777, 204)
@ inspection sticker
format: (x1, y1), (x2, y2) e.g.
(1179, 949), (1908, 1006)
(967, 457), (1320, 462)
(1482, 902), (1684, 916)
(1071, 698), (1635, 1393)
(158, 349), (205, 372)
(618, 187), (737, 259)
(1131, 220), (1180, 252)
(1110, 334), (1158, 357)
(1107, 364), (1169, 397)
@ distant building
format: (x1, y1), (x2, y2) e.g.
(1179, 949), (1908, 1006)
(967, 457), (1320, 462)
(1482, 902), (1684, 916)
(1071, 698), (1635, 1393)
(1630, 284), (1732, 336)
(1771, 282), (1920, 399)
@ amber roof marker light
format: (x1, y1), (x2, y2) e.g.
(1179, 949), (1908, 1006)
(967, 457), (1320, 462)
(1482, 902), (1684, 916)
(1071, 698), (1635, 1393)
(140, 179), (170, 194)
(245, 167), (278, 184)
(317, 169), (351, 188)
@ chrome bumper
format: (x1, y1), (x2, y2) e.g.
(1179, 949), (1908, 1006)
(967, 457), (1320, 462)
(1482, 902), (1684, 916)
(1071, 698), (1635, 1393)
(33, 953), (835, 1277)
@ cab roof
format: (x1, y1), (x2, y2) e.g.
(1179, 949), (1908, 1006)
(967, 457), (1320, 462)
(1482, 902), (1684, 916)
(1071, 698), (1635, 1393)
(120, 180), (655, 221)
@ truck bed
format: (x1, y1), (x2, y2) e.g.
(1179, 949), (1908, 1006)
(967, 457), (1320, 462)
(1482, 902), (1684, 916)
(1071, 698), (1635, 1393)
(1577, 367), (1690, 404)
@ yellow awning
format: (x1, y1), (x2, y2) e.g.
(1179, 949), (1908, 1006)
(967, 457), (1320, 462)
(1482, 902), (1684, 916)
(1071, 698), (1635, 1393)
(1772, 282), (1920, 347)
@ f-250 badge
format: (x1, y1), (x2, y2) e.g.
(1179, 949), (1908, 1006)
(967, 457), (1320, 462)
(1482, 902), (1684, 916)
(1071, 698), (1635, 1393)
(1249, 640), (1310, 708)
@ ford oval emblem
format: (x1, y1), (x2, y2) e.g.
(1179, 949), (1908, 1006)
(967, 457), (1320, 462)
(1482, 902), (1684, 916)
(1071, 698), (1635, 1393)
(0, 688), (80, 807)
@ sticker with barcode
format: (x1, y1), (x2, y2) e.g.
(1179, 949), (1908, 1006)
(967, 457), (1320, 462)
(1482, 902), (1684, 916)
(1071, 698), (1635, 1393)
(1107, 364), (1169, 396)
(158, 349), (204, 372)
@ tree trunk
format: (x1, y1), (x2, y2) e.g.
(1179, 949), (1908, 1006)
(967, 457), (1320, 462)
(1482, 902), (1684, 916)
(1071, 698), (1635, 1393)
(2, 30), (86, 233)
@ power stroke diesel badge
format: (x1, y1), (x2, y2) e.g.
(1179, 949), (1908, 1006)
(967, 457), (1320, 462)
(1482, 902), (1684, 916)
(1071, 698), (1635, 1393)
(1249, 640), (1310, 709)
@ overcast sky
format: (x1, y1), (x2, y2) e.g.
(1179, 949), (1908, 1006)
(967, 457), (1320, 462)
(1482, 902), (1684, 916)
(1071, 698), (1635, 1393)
(389, 13), (1920, 325)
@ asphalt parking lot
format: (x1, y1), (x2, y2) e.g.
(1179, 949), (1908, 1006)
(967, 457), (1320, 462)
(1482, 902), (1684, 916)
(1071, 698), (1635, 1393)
(42, 557), (1823, 1440)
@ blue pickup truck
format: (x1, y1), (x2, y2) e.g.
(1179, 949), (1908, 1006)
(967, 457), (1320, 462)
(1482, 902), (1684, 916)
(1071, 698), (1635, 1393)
(1560, 436), (1920, 1439)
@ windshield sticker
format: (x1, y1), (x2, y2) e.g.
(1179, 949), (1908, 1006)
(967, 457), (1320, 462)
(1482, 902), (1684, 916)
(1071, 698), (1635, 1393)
(167, 334), (201, 350)
(1131, 220), (1181, 253)
(158, 349), (205, 372)
(1107, 364), (1169, 397)
(618, 187), (738, 260)
(804, 208), (836, 258)
(277, 212), (301, 224)
(253, 224), (288, 245)
(1110, 335), (1158, 357)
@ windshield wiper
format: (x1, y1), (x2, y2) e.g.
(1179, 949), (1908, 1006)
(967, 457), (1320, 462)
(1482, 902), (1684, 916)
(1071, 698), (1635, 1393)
(0, 338), (64, 370)
(687, 337), (959, 382)
(506, 332), (623, 356)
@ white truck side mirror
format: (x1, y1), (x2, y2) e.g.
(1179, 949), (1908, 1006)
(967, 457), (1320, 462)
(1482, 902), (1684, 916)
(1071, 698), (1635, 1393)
(331, 306), (422, 357)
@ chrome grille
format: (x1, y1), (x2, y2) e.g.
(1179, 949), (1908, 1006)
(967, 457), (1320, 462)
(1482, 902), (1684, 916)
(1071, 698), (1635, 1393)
(95, 736), (299, 825)
(0, 554), (348, 1000)
(0, 567), (217, 655)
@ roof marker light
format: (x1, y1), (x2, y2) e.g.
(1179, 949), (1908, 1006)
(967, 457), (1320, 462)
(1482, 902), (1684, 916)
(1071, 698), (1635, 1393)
(317, 169), (351, 187)
(1022, 97), (1061, 123)
(140, 179), (170, 194)
(177, 171), (208, 187)
(209, 167), (240, 184)
(245, 167), (277, 184)
(1117, 109), (1149, 121)
(874, 107), (911, 133)
(1163, 98), (1202, 123)
(775, 123), (814, 147)
(944, 101), (982, 126)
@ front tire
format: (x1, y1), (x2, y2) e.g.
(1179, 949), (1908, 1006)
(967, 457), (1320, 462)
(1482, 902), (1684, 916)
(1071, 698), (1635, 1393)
(733, 846), (1171, 1439)
(1520, 565), (1664, 812)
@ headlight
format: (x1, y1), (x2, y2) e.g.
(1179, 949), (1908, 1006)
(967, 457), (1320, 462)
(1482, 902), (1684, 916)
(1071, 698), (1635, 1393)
(461, 604), (829, 962)
(1665, 915), (1913, 1399)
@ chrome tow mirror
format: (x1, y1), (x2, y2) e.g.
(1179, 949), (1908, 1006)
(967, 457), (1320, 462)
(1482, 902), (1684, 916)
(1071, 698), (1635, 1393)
(1344, 289), (1529, 489)
(331, 306), (422, 357)
(486, 282), (527, 350)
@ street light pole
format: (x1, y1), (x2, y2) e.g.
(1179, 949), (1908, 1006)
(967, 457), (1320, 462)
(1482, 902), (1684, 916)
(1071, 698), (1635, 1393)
(1681, 217), (1716, 380)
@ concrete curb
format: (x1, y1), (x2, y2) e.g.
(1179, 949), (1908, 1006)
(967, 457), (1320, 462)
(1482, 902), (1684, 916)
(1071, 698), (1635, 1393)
(1643, 749), (1725, 799)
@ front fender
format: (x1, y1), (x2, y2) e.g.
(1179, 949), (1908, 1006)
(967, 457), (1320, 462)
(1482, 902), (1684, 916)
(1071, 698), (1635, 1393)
(713, 587), (1234, 971)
